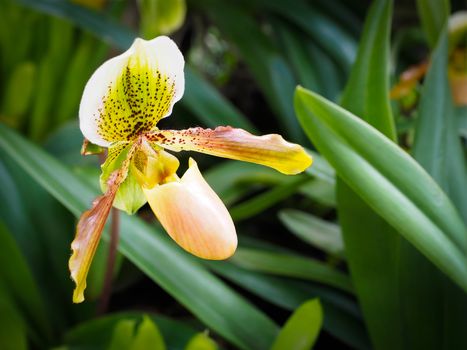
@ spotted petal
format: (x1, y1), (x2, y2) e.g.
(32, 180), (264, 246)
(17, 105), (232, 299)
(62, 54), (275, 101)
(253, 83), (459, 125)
(147, 127), (313, 175)
(80, 36), (185, 147)
(143, 159), (237, 260)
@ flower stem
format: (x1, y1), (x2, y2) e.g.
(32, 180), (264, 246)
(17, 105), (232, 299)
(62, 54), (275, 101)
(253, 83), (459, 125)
(97, 207), (120, 315)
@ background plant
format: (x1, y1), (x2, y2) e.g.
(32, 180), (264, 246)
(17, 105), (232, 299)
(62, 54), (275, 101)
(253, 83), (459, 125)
(0, 0), (466, 349)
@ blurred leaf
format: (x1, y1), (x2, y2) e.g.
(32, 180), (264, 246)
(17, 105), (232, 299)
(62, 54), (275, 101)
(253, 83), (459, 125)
(184, 68), (255, 131)
(405, 29), (467, 350)
(185, 333), (218, 350)
(278, 209), (343, 256)
(0, 123), (278, 350)
(1, 62), (36, 128)
(231, 248), (353, 294)
(17, 0), (136, 49)
(131, 315), (166, 350)
(294, 87), (467, 292)
(271, 299), (322, 350)
(65, 312), (196, 350)
(272, 19), (345, 101)
(0, 289), (27, 350)
(230, 175), (311, 221)
(255, 0), (357, 73)
(413, 31), (467, 223)
(0, 154), (77, 333)
(416, 0), (450, 47)
(205, 261), (370, 350)
(194, 0), (304, 142)
(29, 17), (73, 140)
(334, 1), (404, 349)
(0, 222), (52, 346)
(140, 0), (186, 38)
(108, 319), (136, 350)
(56, 34), (108, 125)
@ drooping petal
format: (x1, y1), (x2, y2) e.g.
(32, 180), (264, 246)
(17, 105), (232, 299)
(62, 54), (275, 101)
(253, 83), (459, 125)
(69, 152), (133, 303)
(143, 159), (237, 260)
(80, 36), (185, 147)
(69, 186), (116, 303)
(146, 126), (313, 175)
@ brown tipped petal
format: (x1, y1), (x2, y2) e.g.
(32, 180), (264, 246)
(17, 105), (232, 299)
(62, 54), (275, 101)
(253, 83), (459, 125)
(69, 156), (132, 303)
(147, 127), (312, 175)
(69, 190), (116, 303)
(143, 159), (237, 260)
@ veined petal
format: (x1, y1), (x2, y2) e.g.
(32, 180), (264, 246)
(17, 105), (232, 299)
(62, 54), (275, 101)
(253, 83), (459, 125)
(143, 159), (237, 260)
(147, 127), (313, 175)
(80, 36), (185, 147)
(69, 155), (132, 303)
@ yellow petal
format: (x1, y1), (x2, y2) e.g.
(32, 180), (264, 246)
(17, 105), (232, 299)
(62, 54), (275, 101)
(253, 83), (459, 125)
(132, 142), (180, 188)
(143, 159), (237, 260)
(146, 127), (312, 175)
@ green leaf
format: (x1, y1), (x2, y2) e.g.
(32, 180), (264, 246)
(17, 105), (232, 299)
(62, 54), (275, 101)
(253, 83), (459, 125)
(108, 319), (136, 350)
(230, 175), (311, 221)
(185, 333), (218, 350)
(29, 17), (74, 141)
(278, 209), (343, 256)
(0, 123), (279, 350)
(271, 299), (323, 350)
(416, 0), (450, 47)
(294, 87), (467, 292)
(131, 315), (166, 350)
(0, 222), (52, 346)
(256, 0), (357, 73)
(413, 31), (467, 222)
(405, 29), (467, 350)
(230, 248), (353, 294)
(1, 61), (36, 128)
(205, 261), (370, 350)
(334, 1), (404, 349)
(0, 289), (27, 350)
(65, 312), (196, 349)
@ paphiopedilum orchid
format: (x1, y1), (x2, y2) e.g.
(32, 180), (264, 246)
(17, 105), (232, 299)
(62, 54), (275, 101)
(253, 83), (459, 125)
(70, 36), (312, 303)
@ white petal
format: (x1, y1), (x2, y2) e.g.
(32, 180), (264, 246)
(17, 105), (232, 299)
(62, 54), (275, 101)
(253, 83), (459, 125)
(79, 36), (185, 147)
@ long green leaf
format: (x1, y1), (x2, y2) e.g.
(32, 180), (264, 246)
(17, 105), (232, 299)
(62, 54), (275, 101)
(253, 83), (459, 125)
(0, 223), (52, 346)
(0, 289), (27, 350)
(294, 87), (467, 292)
(65, 312), (196, 350)
(230, 248), (353, 293)
(205, 261), (370, 349)
(278, 209), (343, 256)
(405, 29), (467, 350)
(335, 1), (404, 349)
(230, 175), (311, 221)
(0, 123), (278, 350)
(254, 0), (357, 73)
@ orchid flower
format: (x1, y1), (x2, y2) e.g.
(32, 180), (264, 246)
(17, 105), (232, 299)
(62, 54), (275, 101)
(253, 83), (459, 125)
(70, 36), (312, 303)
